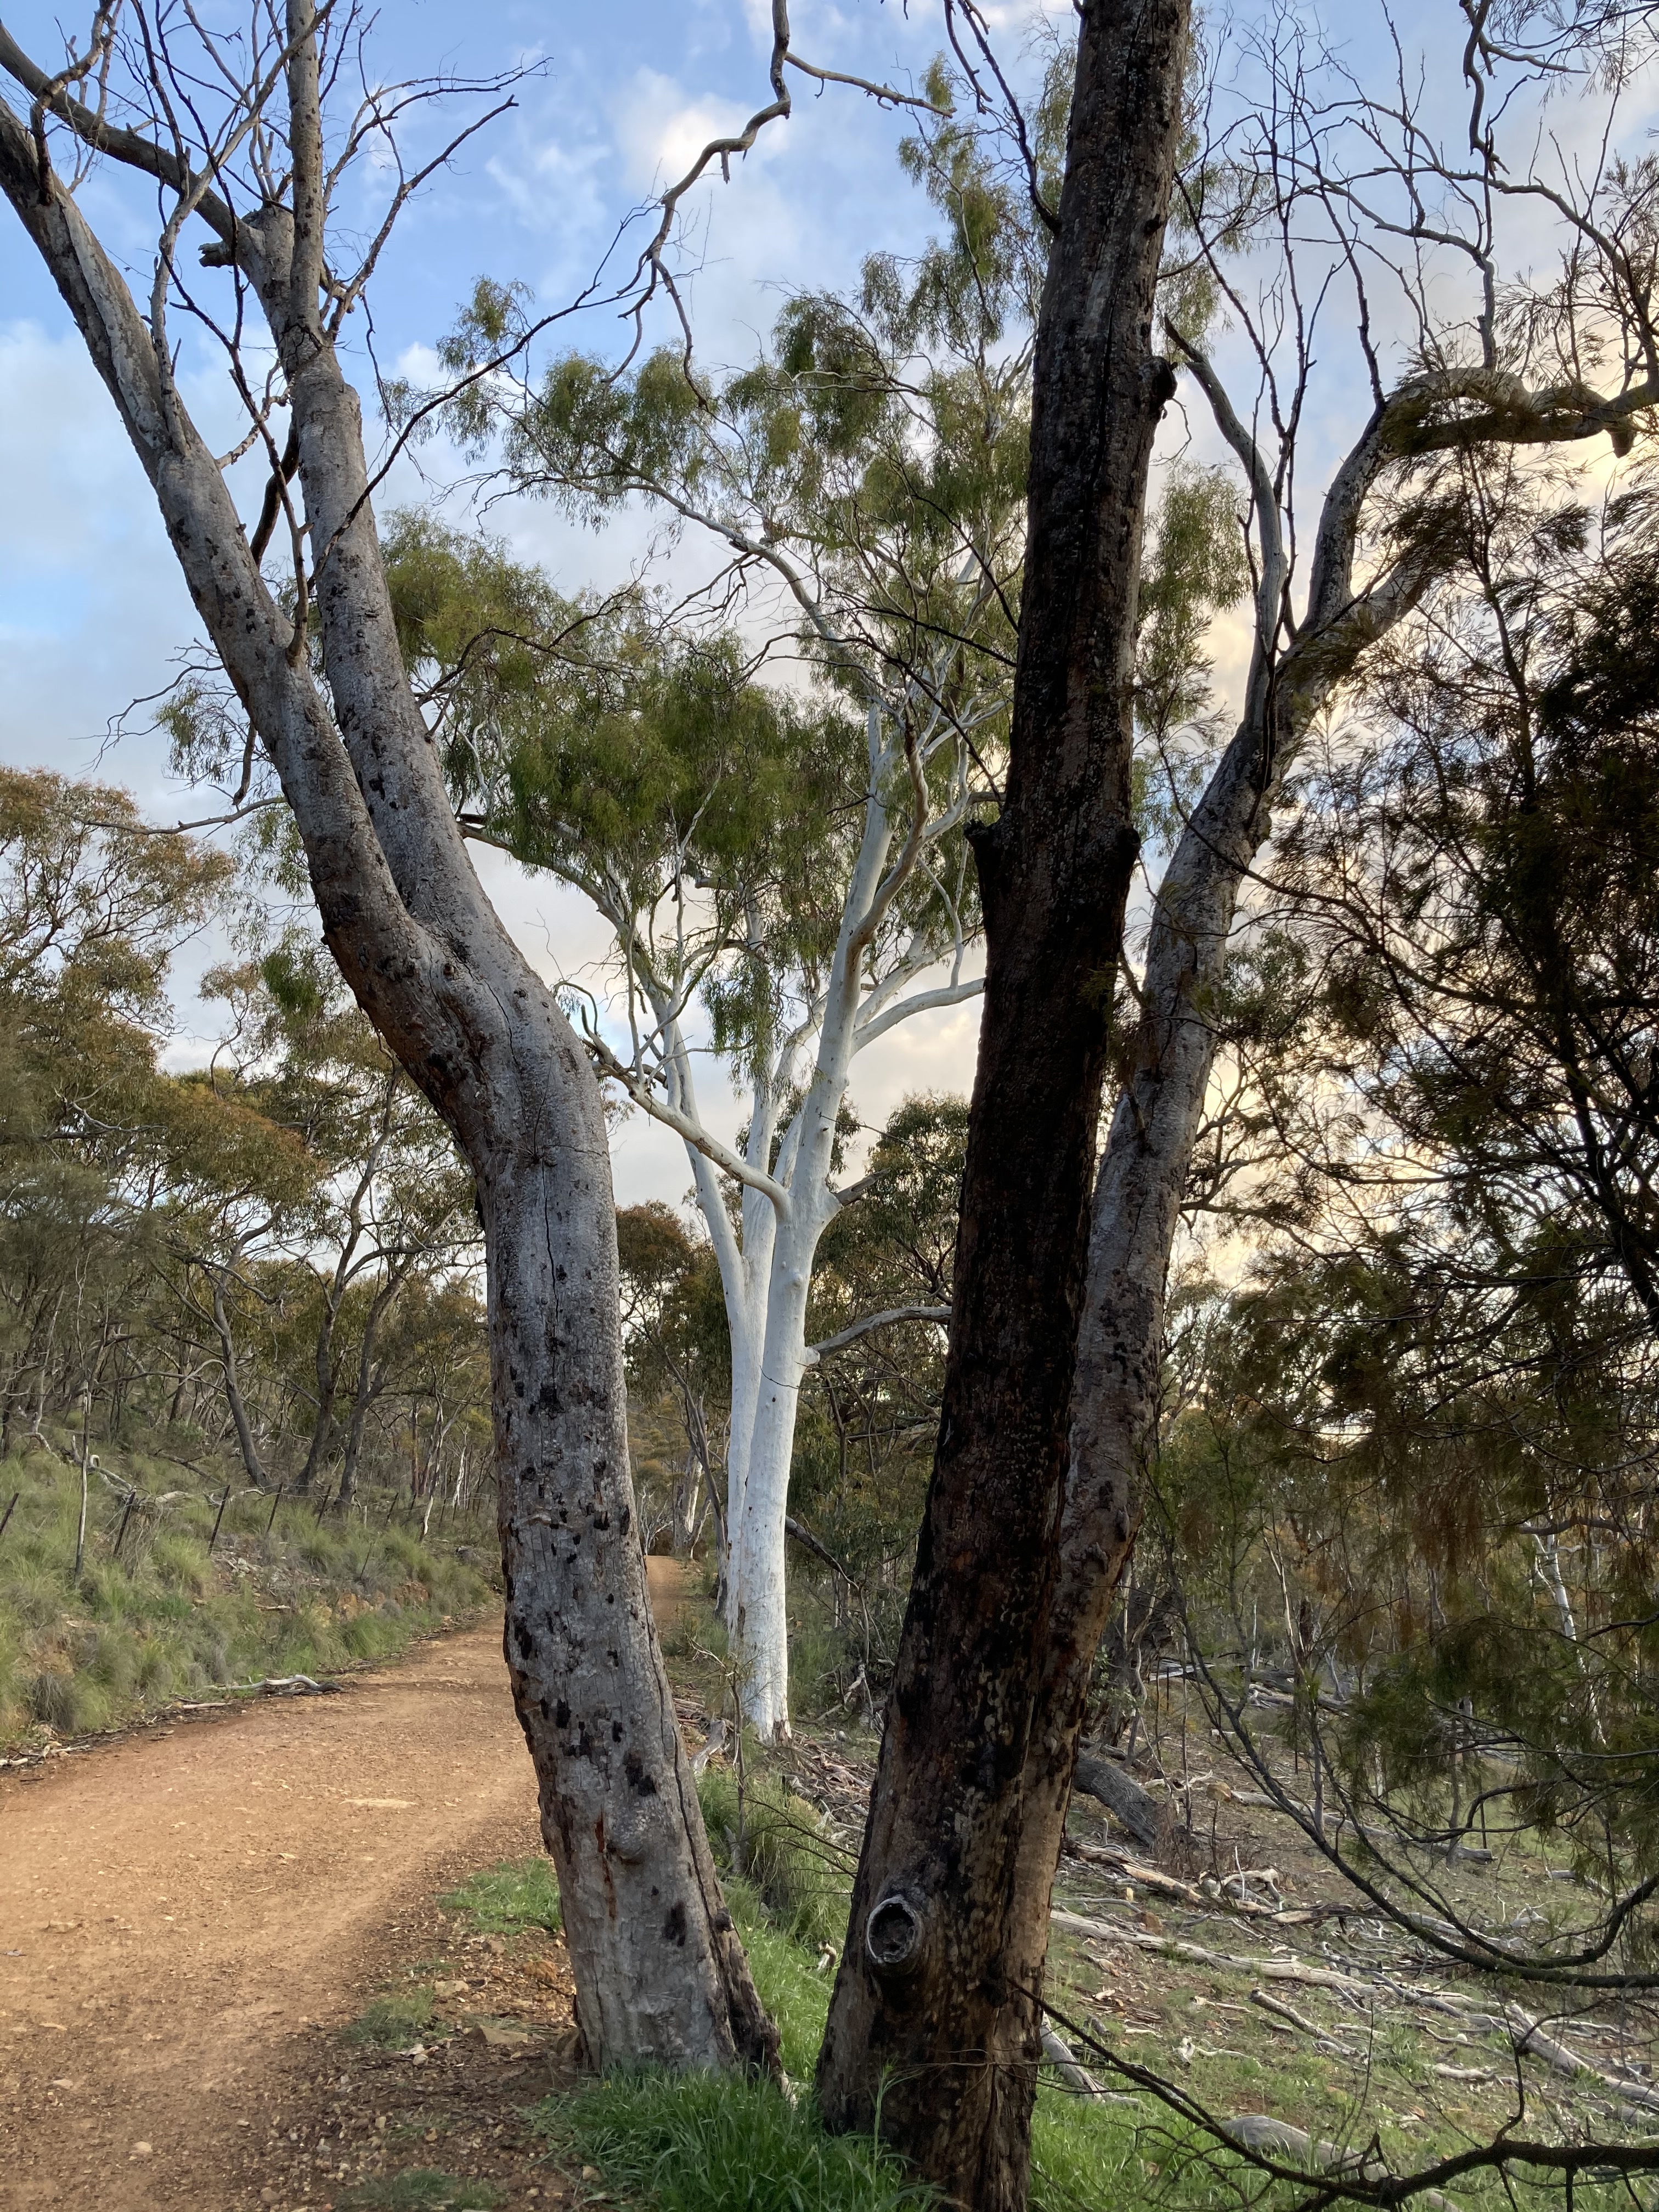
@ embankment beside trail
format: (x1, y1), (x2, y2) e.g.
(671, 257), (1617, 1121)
(0, 1441), (501, 1753)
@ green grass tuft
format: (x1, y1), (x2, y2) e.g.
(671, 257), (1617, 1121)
(544, 2072), (929, 2212)
(696, 1764), (851, 1952)
(439, 1857), (562, 1936)
(344, 1987), (437, 2049)
(335, 2171), (503, 2209)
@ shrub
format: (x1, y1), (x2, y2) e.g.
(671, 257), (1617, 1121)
(696, 1765), (851, 1951)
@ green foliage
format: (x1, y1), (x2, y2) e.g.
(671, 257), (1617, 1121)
(438, 1858), (562, 1937)
(616, 1203), (728, 1553)
(723, 1875), (841, 2085)
(1134, 464), (1250, 830)
(1155, 466), (1659, 1950)
(785, 1094), (969, 1694)
(695, 1765), (851, 1954)
(0, 770), (490, 1640)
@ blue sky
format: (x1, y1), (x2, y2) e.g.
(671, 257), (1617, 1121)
(2, 0), (1644, 1199)
(0, 1), (1004, 1198)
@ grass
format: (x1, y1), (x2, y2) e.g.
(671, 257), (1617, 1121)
(335, 2171), (504, 2210)
(696, 1763), (852, 1953)
(0, 1435), (499, 1750)
(345, 1986), (438, 2049)
(439, 1857), (562, 1937)
(548, 2072), (929, 2212)
(532, 1803), (1200, 2212)
(534, 1897), (1197, 2212)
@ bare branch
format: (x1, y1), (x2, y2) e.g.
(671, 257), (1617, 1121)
(805, 1305), (951, 1364)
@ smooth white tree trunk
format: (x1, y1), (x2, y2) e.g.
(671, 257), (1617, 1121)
(647, 757), (906, 1738)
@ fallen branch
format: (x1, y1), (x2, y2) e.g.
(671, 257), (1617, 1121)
(1070, 1839), (1316, 1921)
(1250, 1987), (1365, 2063)
(1054, 1907), (1658, 2111)
(1221, 2115), (1460, 2212)
(1074, 1747), (1162, 1849)
(235, 1674), (341, 1697)
(1053, 1909), (1374, 1997)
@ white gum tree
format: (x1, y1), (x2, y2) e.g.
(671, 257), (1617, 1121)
(392, 515), (1005, 1742)
(611, 685), (981, 1744)
(407, 139), (1051, 1735)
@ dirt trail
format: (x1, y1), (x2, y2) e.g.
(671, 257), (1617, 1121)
(0, 1620), (544, 2212)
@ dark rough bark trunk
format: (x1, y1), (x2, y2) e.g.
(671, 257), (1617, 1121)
(0, 34), (774, 2075)
(814, 2), (1190, 2201)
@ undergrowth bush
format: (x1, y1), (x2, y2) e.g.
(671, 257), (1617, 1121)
(696, 1764), (852, 1953)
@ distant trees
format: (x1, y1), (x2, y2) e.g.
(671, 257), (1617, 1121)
(0, 767), (489, 1507)
(616, 1201), (730, 1563)
(1164, 456), (1659, 1976)
(0, 765), (238, 1458)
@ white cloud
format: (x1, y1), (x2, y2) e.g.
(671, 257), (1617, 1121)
(611, 66), (787, 195)
(0, 323), (199, 789)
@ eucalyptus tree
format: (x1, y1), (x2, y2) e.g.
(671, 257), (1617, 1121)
(0, 1), (778, 2072)
(991, 0), (1659, 2108)
(0, 766), (241, 1455)
(202, 935), (478, 1502)
(807, 0), (1194, 2192)
(416, 138), (1042, 1732)
(1165, 453), (1659, 1977)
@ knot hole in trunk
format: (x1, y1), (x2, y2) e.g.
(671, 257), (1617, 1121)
(865, 1893), (924, 1981)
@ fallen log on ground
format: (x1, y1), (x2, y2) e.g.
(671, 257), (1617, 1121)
(1074, 1748), (1162, 1849)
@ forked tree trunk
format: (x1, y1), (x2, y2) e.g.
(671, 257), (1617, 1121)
(0, 26), (772, 2075)
(815, 0), (1190, 2200)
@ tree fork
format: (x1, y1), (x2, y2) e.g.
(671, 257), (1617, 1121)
(813, 0), (1191, 2202)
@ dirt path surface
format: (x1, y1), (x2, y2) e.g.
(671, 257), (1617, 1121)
(0, 1621), (547, 2212)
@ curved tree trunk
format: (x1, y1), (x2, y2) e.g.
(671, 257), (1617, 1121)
(0, 31), (772, 2074)
(815, 0), (1190, 2199)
